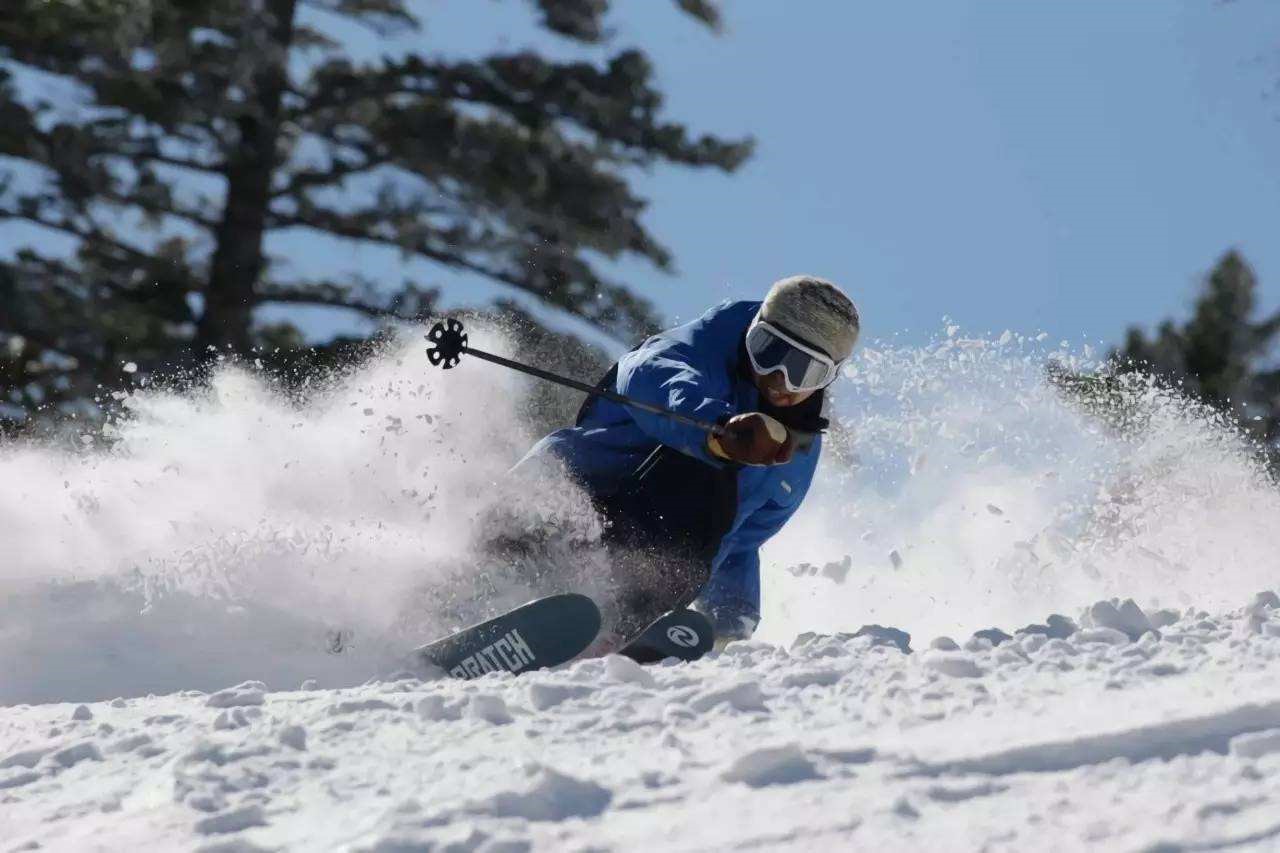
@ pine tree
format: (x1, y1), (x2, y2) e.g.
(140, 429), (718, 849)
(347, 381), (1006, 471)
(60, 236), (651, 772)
(0, 0), (751, 426)
(1115, 249), (1280, 456)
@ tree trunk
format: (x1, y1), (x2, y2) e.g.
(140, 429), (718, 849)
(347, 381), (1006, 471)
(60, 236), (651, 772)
(198, 0), (297, 354)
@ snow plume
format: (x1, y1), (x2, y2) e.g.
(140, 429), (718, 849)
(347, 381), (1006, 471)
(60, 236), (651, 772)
(763, 329), (1280, 644)
(0, 323), (602, 704)
(3, 322), (1278, 704)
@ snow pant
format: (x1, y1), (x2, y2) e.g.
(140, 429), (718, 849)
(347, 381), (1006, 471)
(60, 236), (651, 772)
(592, 444), (739, 640)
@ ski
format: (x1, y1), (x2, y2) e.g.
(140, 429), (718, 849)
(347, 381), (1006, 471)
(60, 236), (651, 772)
(415, 593), (601, 680)
(620, 608), (715, 664)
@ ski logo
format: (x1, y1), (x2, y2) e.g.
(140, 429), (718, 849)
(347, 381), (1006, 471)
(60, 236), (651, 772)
(448, 629), (537, 679)
(666, 625), (700, 648)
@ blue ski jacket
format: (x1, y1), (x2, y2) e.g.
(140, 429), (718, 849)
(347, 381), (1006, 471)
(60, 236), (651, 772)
(514, 299), (822, 634)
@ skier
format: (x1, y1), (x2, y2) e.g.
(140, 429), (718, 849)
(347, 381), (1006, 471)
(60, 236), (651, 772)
(513, 275), (860, 648)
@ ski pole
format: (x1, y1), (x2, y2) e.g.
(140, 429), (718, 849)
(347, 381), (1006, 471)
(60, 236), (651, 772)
(425, 319), (726, 436)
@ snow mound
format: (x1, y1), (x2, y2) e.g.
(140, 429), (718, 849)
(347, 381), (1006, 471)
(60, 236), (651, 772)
(5, 592), (1280, 849)
(722, 744), (821, 787)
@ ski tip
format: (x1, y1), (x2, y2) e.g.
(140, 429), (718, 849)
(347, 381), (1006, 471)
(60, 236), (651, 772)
(545, 592), (602, 634)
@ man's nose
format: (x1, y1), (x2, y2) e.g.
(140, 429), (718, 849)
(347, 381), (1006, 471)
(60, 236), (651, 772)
(761, 371), (787, 391)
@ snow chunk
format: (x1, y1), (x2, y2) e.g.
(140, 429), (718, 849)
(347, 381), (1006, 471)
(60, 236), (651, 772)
(1229, 728), (1280, 759)
(526, 682), (592, 711)
(926, 781), (1008, 802)
(1016, 614), (1078, 640)
(1243, 592), (1280, 634)
(1140, 662), (1184, 678)
(780, 668), (843, 689)
(2, 747), (52, 769)
(892, 796), (921, 820)
(820, 555), (852, 583)
(194, 804), (267, 835)
(51, 740), (102, 768)
(0, 768), (40, 789)
(721, 744), (820, 787)
(1075, 627), (1130, 646)
(71, 704), (93, 721)
(329, 698), (395, 715)
(971, 627), (1013, 647)
(467, 694), (513, 725)
(206, 682), (266, 708)
(855, 624), (913, 653)
(690, 680), (767, 713)
(1019, 633), (1048, 655)
(923, 651), (984, 678)
(603, 654), (656, 688)
(1081, 599), (1153, 641)
(110, 734), (153, 754)
(930, 637), (960, 652)
(414, 695), (460, 721)
(278, 724), (307, 751)
(470, 766), (611, 822)
(1038, 638), (1078, 657)
(1253, 590), (1280, 610)
(213, 709), (256, 730)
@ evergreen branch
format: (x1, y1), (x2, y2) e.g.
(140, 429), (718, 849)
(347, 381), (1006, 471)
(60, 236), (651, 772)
(271, 152), (389, 197)
(0, 208), (154, 265)
(290, 52), (753, 170)
(0, 322), (96, 367)
(96, 187), (219, 230)
(267, 211), (536, 293)
(259, 284), (400, 319)
(299, 0), (419, 36)
(258, 275), (436, 320)
(268, 209), (655, 337)
(527, 0), (607, 43)
(673, 0), (723, 30)
(73, 118), (226, 173)
(117, 148), (226, 176)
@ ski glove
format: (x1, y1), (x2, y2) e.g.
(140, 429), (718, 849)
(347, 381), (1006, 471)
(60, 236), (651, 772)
(707, 412), (794, 466)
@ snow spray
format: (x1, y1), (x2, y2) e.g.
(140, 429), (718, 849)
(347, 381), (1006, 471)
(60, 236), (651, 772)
(761, 328), (1280, 644)
(0, 323), (601, 702)
(1, 323), (1276, 702)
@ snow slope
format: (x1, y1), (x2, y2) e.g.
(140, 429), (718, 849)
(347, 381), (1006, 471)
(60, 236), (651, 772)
(5, 594), (1280, 851)
(4, 324), (1280, 849)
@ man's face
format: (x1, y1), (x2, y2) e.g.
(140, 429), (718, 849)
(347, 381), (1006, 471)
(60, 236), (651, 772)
(751, 368), (815, 408)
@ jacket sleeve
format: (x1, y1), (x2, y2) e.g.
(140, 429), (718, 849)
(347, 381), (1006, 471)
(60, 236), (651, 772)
(614, 348), (734, 463)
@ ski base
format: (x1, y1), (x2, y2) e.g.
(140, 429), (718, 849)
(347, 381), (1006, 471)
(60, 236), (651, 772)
(414, 593), (601, 680)
(620, 608), (715, 664)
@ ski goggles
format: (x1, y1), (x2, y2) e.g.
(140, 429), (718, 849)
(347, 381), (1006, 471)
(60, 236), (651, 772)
(744, 317), (842, 392)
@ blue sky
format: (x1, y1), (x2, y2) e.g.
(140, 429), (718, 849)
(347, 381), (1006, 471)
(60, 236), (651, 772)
(297, 0), (1280, 352)
(591, 0), (1280, 348)
(6, 1), (1280, 356)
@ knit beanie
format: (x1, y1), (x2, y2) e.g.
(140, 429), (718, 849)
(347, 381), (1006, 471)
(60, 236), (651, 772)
(759, 275), (860, 361)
